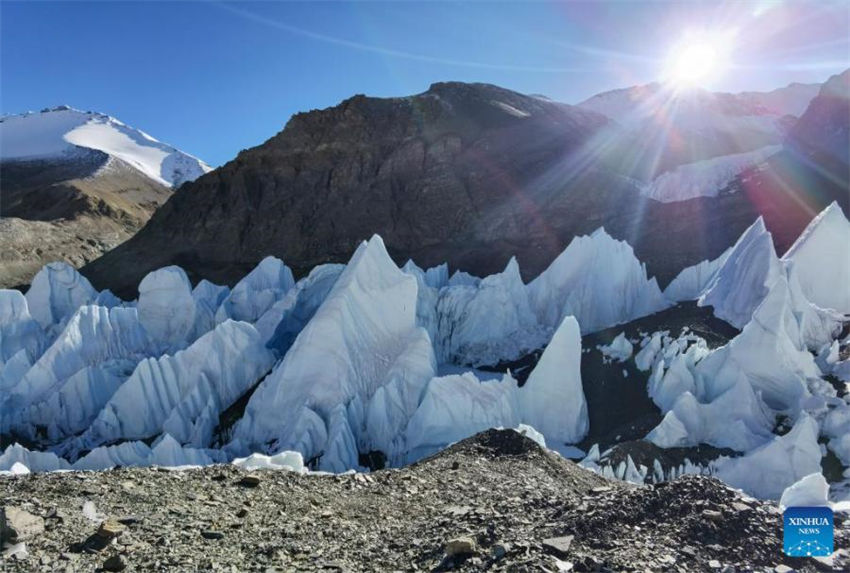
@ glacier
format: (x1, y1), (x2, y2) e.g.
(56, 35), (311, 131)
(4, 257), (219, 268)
(713, 415), (823, 500)
(782, 201), (850, 314)
(230, 235), (429, 471)
(404, 315), (588, 463)
(642, 145), (781, 203)
(71, 320), (274, 455)
(25, 262), (98, 332)
(697, 217), (782, 329)
(528, 228), (669, 334)
(598, 332), (633, 363)
(434, 258), (548, 366)
(1, 203), (848, 502)
(215, 256), (295, 324)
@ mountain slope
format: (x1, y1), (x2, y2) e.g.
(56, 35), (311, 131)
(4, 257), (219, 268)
(736, 82), (822, 117)
(580, 82), (820, 122)
(787, 69), (850, 166)
(0, 107), (211, 288)
(721, 69), (850, 251)
(82, 81), (846, 298)
(576, 82), (803, 184)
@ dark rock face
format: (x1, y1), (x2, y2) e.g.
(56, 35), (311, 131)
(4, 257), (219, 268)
(788, 69), (850, 166)
(83, 82), (849, 298)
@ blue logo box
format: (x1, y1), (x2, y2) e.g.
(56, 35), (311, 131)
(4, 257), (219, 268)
(783, 506), (833, 557)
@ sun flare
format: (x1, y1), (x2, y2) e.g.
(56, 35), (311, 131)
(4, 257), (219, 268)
(664, 32), (732, 88)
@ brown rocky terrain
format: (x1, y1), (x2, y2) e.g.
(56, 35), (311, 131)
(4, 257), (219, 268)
(0, 151), (172, 288)
(81, 81), (849, 299)
(1, 430), (846, 572)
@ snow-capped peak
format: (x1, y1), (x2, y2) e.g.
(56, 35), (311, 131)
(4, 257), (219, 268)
(0, 106), (211, 187)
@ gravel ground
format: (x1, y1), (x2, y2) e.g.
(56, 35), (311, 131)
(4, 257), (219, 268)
(1, 430), (847, 572)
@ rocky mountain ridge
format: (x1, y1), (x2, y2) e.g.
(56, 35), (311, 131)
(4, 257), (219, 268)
(81, 78), (849, 298)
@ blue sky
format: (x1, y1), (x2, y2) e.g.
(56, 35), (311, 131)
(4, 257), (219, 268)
(2, 1), (848, 167)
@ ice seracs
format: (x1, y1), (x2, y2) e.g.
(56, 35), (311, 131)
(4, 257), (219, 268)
(2, 203), (847, 496)
(24, 262), (97, 331)
(0, 289), (44, 366)
(714, 415), (823, 499)
(403, 372), (520, 463)
(782, 202), (850, 314)
(528, 228), (668, 334)
(137, 266), (197, 348)
(698, 217), (782, 329)
(231, 235), (429, 471)
(667, 210), (846, 350)
(255, 263), (344, 353)
(647, 271), (824, 451)
(697, 274), (821, 413)
(215, 256), (295, 324)
(74, 320), (274, 454)
(72, 434), (221, 471)
(0, 443), (71, 473)
(3, 305), (153, 440)
(435, 257), (547, 366)
(404, 315), (588, 462)
(401, 260), (447, 343)
(647, 375), (774, 452)
(518, 316), (588, 446)
(780, 473), (830, 508)
(663, 248), (731, 303)
(360, 329), (437, 463)
(598, 332), (633, 362)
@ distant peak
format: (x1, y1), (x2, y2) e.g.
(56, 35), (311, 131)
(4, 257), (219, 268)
(1, 104), (210, 188)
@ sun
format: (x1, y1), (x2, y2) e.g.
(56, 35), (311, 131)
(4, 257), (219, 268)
(672, 43), (718, 86)
(664, 32), (732, 89)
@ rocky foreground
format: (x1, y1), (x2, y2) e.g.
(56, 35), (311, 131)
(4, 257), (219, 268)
(1, 430), (847, 572)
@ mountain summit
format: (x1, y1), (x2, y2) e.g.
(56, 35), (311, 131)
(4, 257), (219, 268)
(0, 106), (210, 188)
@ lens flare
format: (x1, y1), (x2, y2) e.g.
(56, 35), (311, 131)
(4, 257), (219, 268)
(664, 31), (734, 89)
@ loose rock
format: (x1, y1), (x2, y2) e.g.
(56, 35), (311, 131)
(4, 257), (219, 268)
(542, 535), (574, 558)
(239, 475), (261, 488)
(1, 508), (45, 543)
(445, 536), (477, 557)
(103, 553), (127, 571)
